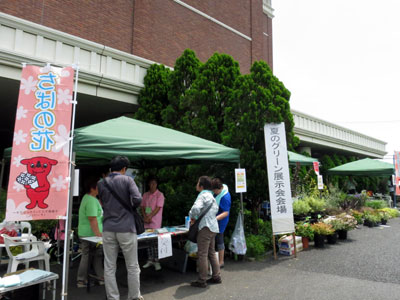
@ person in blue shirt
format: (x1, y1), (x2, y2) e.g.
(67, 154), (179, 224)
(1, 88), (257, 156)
(211, 178), (231, 268)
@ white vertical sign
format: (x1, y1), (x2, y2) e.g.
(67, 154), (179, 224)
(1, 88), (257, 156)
(264, 123), (294, 234)
(235, 168), (247, 193)
(317, 175), (324, 190)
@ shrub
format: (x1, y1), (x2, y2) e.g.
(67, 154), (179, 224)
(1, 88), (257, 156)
(365, 200), (387, 209)
(311, 222), (334, 235)
(324, 214), (357, 231)
(245, 234), (266, 259)
(295, 222), (314, 240)
(31, 220), (58, 238)
(305, 196), (326, 213)
(292, 199), (311, 216)
(257, 219), (273, 251)
(380, 208), (400, 218)
(378, 210), (390, 221)
(350, 210), (363, 224)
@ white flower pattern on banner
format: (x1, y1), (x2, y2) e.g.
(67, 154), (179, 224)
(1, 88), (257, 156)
(61, 69), (70, 77)
(14, 130), (27, 145)
(53, 125), (70, 156)
(13, 181), (24, 192)
(6, 199), (32, 221)
(16, 106), (28, 120)
(52, 175), (68, 191)
(20, 76), (37, 95)
(57, 88), (72, 105)
(39, 65), (52, 74)
(12, 155), (24, 168)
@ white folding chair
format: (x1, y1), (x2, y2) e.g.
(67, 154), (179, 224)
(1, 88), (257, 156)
(1, 234), (50, 274)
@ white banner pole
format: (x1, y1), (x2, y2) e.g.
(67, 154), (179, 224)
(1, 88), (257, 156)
(0, 158), (5, 198)
(61, 64), (79, 300)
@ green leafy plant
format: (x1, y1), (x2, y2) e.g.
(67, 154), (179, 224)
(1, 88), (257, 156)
(363, 212), (381, 224)
(292, 199), (311, 216)
(305, 196), (326, 213)
(350, 209), (363, 224)
(257, 219), (273, 251)
(380, 208), (400, 218)
(245, 234), (266, 259)
(295, 222), (314, 240)
(365, 200), (387, 209)
(378, 210), (390, 221)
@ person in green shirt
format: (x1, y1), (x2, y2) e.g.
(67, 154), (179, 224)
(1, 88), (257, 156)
(77, 176), (104, 288)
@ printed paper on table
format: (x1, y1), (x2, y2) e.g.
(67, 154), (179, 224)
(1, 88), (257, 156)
(235, 169), (247, 193)
(264, 123), (295, 235)
(6, 65), (75, 221)
(158, 233), (172, 259)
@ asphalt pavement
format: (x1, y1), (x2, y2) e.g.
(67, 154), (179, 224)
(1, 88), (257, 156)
(3, 218), (400, 300)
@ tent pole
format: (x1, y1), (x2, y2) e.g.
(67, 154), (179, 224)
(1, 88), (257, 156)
(61, 152), (75, 300)
(0, 158), (5, 199)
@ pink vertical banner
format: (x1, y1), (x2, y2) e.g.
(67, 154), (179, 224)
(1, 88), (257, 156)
(394, 151), (400, 196)
(313, 161), (319, 175)
(6, 65), (75, 221)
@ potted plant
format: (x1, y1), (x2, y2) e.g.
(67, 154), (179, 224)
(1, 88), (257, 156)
(311, 222), (334, 248)
(293, 199), (311, 220)
(350, 210), (364, 225)
(335, 213), (357, 239)
(378, 210), (390, 225)
(364, 213), (380, 227)
(295, 222), (314, 249)
(324, 219), (340, 244)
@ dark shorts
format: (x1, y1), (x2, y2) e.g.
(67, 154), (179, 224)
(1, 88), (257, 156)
(215, 232), (225, 251)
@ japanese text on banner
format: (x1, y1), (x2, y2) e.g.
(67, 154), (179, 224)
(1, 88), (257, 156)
(264, 123), (294, 235)
(6, 65), (75, 221)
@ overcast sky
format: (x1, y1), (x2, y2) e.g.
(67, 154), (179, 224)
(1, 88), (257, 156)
(273, 0), (400, 161)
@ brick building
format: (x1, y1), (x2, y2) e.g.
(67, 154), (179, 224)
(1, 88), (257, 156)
(0, 0), (274, 72)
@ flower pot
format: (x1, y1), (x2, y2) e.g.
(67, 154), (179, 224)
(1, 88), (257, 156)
(301, 237), (309, 249)
(337, 230), (348, 240)
(327, 232), (338, 245)
(381, 219), (387, 225)
(368, 221), (374, 228)
(314, 234), (325, 248)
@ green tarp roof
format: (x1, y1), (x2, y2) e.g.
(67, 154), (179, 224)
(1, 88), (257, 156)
(288, 151), (318, 166)
(327, 158), (394, 176)
(3, 117), (240, 167)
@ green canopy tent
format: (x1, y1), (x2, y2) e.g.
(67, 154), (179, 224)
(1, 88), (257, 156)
(327, 158), (394, 176)
(2, 116), (240, 167)
(288, 151), (318, 166)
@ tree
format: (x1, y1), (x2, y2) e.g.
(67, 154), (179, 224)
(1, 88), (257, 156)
(135, 64), (171, 125)
(134, 51), (298, 232)
(222, 61), (298, 230)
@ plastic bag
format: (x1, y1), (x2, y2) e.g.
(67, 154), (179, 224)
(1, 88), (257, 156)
(184, 241), (198, 256)
(229, 214), (247, 255)
(0, 222), (18, 244)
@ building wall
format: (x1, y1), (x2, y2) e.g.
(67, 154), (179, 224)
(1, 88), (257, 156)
(0, 0), (135, 53)
(0, 0), (273, 72)
(133, 0), (272, 71)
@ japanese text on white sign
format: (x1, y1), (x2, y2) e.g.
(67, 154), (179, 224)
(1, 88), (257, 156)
(235, 168), (247, 193)
(264, 123), (294, 234)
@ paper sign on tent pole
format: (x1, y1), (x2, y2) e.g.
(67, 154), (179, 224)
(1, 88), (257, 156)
(264, 123), (295, 259)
